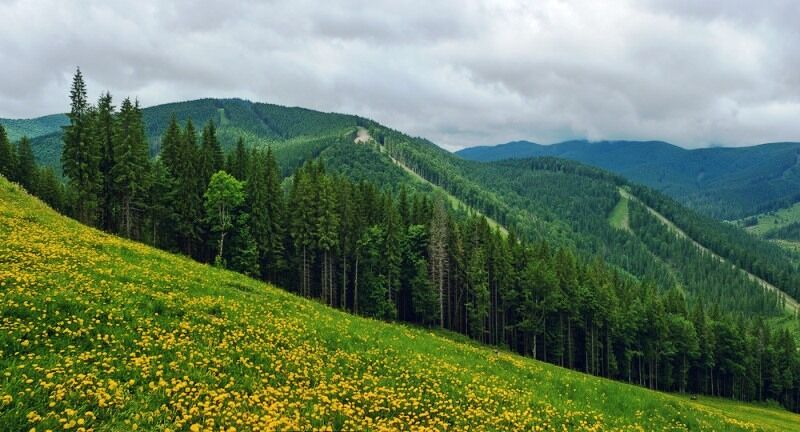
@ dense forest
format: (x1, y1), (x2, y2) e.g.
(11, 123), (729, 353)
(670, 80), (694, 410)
(1, 69), (799, 412)
(457, 139), (800, 220)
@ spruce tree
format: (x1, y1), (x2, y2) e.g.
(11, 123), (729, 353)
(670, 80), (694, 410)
(246, 146), (285, 281)
(0, 124), (14, 180)
(199, 120), (223, 189)
(227, 137), (248, 181)
(112, 98), (149, 238)
(61, 68), (101, 225)
(36, 167), (65, 212)
(172, 119), (204, 256)
(146, 159), (176, 248)
(159, 115), (182, 175)
(16, 136), (36, 193)
(95, 92), (116, 230)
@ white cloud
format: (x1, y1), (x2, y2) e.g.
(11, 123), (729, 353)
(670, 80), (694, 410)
(1, 0), (799, 149)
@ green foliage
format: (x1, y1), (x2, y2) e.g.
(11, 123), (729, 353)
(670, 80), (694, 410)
(204, 170), (245, 262)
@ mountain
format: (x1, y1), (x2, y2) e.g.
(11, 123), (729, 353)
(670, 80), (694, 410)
(457, 139), (800, 219)
(4, 170), (800, 430)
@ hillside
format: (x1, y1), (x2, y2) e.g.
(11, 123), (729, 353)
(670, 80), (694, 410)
(457, 139), (800, 219)
(3, 177), (800, 431)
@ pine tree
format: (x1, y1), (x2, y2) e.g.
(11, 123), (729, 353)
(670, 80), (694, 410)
(16, 136), (36, 193)
(61, 68), (101, 225)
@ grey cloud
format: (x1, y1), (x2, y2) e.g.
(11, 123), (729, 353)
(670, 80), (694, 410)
(1, 0), (800, 149)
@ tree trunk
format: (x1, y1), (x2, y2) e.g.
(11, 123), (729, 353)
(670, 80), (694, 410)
(354, 254), (359, 314)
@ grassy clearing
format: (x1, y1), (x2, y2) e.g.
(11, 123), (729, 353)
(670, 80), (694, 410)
(1, 177), (798, 431)
(609, 193), (630, 231)
(740, 202), (800, 236)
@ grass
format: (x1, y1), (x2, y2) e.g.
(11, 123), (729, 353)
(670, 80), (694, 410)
(740, 202), (800, 236)
(609, 192), (630, 231)
(1, 177), (798, 431)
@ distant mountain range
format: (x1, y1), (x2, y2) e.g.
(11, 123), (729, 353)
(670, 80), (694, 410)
(457, 139), (800, 219)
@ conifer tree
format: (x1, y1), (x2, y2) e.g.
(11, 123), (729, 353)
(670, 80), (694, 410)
(36, 166), (65, 211)
(227, 137), (248, 180)
(61, 68), (101, 225)
(146, 159), (175, 248)
(16, 136), (36, 193)
(95, 92), (117, 230)
(428, 199), (449, 327)
(159, 115), (182, 175)
(0, 124), (14, 180)
(172, 119), (204, 256)
(199, 120), (223, 189)
(229, 213), (260, 277)
(112, 98), (149, 238)
(289, 165), (314, 296)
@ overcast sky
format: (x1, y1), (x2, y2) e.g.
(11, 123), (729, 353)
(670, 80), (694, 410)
(1, 0), (799, 150)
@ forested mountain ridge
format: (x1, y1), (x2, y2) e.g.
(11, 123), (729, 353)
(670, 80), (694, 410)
(457, 139), (800, 219)
(3, 70), (800, 413)
(5, 97), (800, 317)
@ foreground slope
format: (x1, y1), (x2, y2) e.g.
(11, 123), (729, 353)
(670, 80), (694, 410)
(457, 140), (800, 219)
(1, 181), (798, 430)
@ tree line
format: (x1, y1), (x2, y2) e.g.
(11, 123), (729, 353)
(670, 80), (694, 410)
(3, 69), (800, 412)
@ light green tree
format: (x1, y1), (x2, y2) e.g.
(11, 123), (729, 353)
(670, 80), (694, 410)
(204, 170), (245, 266)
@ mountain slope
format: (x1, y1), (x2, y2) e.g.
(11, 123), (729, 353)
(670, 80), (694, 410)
(457, 139), (800, 219)
(2, 176), (800, 431)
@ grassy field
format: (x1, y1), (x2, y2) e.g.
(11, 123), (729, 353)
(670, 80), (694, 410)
(1, 177), (799, 431)
(740, 202), (800, 236)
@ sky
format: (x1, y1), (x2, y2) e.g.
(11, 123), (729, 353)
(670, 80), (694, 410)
(1, 0), (800, 150)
